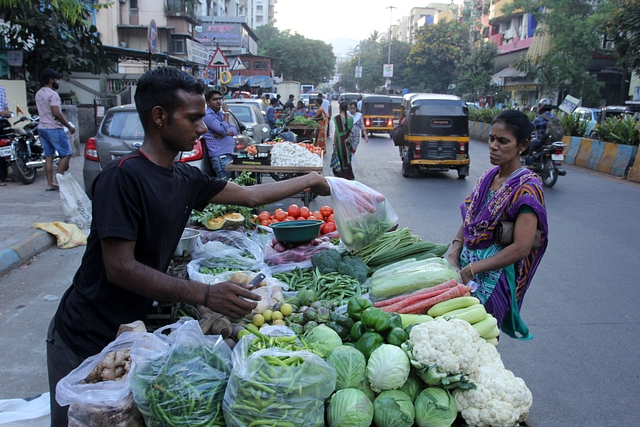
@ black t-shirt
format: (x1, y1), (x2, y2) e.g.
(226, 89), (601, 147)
(54, 150), (226, 358)
(284, 100), (295, 110)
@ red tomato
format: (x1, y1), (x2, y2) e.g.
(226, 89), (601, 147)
(286, 216), (296, 221)
(287, 204), (300, 218)
(326, 214), (335, 223)
(299, 206), (310, 218)
(296, 216), (307, 220)
(260, 219), (271, 226)
(257, 212), (270, 222)
(312, 211), (324, 220)
(274, 210), (287, 221)
(320, 205), (333, 217)
(323, 222), (337, 233)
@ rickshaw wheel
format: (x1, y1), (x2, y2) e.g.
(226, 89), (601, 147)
(457, 166), (469, 180)
(402, 161), (418, 178)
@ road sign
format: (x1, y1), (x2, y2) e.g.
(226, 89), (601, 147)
(383, 64), (393, 78)
(147, 19), (157, 54)
(355, 66), (362, 78)
(208, 47), (229, 68)
(230, 57), (246, 71)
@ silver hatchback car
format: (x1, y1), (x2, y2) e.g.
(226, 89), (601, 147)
(226, 103), (270, 143)
(83, 104), (252, 198)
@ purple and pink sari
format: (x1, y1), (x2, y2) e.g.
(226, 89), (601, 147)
(459, 166), (548, 326)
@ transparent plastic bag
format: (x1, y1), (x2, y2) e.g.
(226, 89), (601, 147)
(55, 332), (149, 427)
(263, 238), (334, 270)
(56, 172), (92, 234)
(326, 177), (398, 251)
(129, 320), (231, 427)
(223, 326), (336, 427)
(191, 230), (265, 271)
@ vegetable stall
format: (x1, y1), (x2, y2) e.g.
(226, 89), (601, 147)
(56, 178), (533, 427)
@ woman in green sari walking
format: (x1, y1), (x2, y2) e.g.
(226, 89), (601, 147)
(331, 101), (355, 179)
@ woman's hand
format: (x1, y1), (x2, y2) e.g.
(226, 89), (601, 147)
(446, 252), (460, 269)
(459, 264), (474, 284)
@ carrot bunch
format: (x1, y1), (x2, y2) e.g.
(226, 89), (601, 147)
(374, 279), (470, 314)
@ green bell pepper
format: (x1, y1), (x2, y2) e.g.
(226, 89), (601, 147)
(360, 307), (391, 333)
(332, 312), (355, 331)
(328, 321), (351, 340)
(355, 331), (384, 359)
(388, 312), (403, 330)
(347, 297), (373, 321)
(386, 327), (408, 346)
(350, 321), (367, 342)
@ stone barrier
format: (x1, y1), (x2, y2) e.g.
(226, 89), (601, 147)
(469, 121), (639, 181)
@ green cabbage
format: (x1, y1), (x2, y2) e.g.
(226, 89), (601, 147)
(304, 324), (342, 358)
(414, 387), (458, 427)
(373, 390), (415, 427)
(398, 372), (425, 402)
(366, 344), (410, 392)
(327, 346), (367, 390)
(326, 388), (374, 427)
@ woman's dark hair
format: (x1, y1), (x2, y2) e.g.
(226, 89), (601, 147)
(296, 101), (304, 108)
(339, 101), (348, 112)
(492, 109), (534, 151)
(134, 67), (206, 131)
(348, 101), (358, 109)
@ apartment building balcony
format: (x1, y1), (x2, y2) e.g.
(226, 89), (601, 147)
(165, 0), (198, 23)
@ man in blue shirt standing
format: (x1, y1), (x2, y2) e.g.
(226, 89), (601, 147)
(203, 90), (236, 180)
(266, 97), (277, 129)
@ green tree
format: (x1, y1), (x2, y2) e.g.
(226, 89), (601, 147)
(455, 42), (498, 100)
(261, 32), (335, 84)
(404, 20), (470, 93)
(0, 0), (111, 92)
(504, 0), (604, 104)
(253, 23), (281, 55)
(600, 0), (640, 74)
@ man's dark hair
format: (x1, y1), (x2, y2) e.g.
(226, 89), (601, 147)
(288, 94), (294, 100)
(134, 67), (206, 131)
(205, 89), (222, 102)
(270, 97), (278, 106)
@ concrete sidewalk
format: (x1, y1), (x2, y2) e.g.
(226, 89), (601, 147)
(0, 155), (85, 277)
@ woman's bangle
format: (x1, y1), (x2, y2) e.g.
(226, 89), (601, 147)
(204, 285), (211, 307)
(468, 263), (475, 277)
(452, 238), (463, 247)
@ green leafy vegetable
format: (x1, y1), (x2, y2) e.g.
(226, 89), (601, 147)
(326, 388), (374, 427)
(373, 390), (416, 427)
(326, 346), (367, 390)
(366, 344), (410, 393)
(303, 324), (342, 358)
(414, 387), (458, 427)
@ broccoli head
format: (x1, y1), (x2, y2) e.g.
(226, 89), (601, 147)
(311, 249), (341, 274)
(339, 255), (369, 284)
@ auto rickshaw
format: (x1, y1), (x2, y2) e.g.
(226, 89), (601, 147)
(361, 94), (395, 135)
(397, 93), (470, 179)
(391, 95), (402, 124)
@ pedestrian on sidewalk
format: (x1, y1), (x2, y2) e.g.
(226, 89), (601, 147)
(35, 68), (76, 191)
(203, 89), (236, 180)
(311, 97), (328, 153)
(46, 66), (330, 427)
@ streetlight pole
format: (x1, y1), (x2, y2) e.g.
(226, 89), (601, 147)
(386, 5), (395, 94)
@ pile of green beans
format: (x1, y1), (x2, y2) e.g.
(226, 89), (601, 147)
(223, 347), (336, 427)
(274, 268), (315, 291)
(275, 268), (363, 307)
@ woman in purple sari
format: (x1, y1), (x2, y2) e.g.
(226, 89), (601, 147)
(447, 110), (548, 337)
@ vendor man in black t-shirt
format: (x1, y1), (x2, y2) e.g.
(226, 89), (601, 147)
(46, 66), (330, 427)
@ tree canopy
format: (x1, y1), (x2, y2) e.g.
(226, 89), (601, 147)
(0, 0), (111, 91)
(404, 20), (470, 93)
(600, 0), (640, 74)
(254, 24), (335, 85)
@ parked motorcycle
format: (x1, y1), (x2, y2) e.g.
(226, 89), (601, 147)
(523, 140), (567, 187)
(0, 115), (46, 184)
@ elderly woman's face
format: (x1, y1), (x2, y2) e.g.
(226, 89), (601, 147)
(487, 122), (524, 167)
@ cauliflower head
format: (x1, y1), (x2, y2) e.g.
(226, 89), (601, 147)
(453, 353), (533, 427)
(403, 318), (484, 389)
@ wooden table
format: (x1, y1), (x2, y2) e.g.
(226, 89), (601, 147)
(226, 163), (323, 206)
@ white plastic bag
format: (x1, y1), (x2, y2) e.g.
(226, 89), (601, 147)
(0, 393), (50, 427)
(57, 172), (92, 234)
(192, 230), (266, 271)
(55, 332), (149, 427)
(326, 177), (398, 251)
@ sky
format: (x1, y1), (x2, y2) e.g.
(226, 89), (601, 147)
(273, 0), (440, 57)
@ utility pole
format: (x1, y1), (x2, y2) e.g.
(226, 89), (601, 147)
(386, 5), (396, 94)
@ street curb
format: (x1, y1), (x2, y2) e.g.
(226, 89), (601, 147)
(0, 230), (56, 276)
